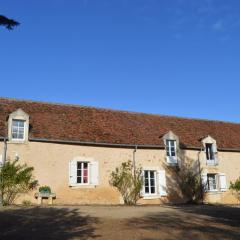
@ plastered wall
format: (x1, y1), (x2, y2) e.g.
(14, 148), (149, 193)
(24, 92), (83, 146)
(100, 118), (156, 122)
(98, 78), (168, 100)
(0, 141), (239, 205)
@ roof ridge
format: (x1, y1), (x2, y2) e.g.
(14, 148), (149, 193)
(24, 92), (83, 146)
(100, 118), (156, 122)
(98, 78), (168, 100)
(0, 96), (239, 125)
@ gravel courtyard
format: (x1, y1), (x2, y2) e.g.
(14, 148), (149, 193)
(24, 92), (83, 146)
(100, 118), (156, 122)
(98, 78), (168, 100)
(0, 205), (239, 240)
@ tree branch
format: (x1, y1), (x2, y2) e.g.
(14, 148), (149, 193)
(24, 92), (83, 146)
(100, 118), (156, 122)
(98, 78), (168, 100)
(0, 15), (20, 30)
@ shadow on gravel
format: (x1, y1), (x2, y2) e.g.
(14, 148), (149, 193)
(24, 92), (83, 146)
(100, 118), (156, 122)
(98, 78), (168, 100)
(127, 205), (240, 240)
(170, 204), (240, 227)
(0, 207), (100, 240)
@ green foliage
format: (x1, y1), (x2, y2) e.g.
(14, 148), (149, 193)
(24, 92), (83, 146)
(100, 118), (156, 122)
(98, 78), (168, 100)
(22, 200), (32, 206)
(0, 160), (38, 205)
(230, 178), (240, 191)
(39, 185), (51, 193)
(109, 161), (143, 205)
(230, 178), (240, 203)
(174, 161), (204, 203)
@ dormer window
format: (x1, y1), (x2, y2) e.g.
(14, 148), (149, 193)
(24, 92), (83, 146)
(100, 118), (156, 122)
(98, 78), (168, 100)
(8, 109), (29, 143)
(202, 135), (218, 166)
(163, 131), (179, 165)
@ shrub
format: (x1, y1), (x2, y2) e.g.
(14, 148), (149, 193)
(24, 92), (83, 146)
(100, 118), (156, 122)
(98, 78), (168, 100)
(109, 161), (143, 205)
(170, 160), (204, 203)
(0, 160), (38, 205)
(230, 177), (240, 203)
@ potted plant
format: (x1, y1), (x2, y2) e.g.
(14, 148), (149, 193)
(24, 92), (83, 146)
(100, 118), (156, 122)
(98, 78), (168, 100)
(39, 185), (51, 194)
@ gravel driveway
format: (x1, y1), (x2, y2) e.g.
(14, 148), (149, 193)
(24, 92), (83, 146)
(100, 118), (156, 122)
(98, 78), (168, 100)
(0, 204), (239, 240)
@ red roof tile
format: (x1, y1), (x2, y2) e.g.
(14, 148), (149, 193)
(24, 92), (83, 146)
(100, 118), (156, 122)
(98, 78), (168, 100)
(0, 97), (240, 149)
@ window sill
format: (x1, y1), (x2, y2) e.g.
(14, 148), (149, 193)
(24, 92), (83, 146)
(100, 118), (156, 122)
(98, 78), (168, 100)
(69, 184), (96, 189)
(8, 140), (28, 144)
(142, 195), (162, 199)
(166, 162), (178, 167)
(206, 160), (218, 166)
(206, 190), (221, 194)
(166, 157), (178, 166)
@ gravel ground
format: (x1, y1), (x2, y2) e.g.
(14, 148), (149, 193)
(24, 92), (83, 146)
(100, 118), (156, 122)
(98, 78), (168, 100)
(0, 204), (239, 240)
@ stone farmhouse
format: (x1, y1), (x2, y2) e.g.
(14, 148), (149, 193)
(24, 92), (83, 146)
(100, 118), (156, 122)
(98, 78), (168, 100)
(0, 97), (239, 204)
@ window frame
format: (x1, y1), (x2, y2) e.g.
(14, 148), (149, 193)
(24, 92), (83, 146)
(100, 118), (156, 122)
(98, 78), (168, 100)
(205, 143), (215, 161)
(76, 161), (90, 185)
(207, 174), (218, 192)
(166, 139), (176, 157)
(143, 170), (157, 196)
(11, 119), (26, 141)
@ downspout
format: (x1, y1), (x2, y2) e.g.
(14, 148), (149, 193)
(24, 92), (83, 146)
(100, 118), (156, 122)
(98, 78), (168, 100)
(197, 147), (203, 204)
(0, 137), (8, 207)
(133, 145), (137, 179)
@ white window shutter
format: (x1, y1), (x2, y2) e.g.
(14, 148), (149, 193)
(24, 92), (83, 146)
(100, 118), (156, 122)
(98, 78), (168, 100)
(219, 173), (227, 191)
(201, 173), (208, 192)
(90, 161), (99, 185)
(204, 144), (207, 152)
(212, 144), (217, 153)
(158, 170), (167, 196)
(140, 171), (145, 197)
(0, 155), (3, 166)
(69, 160), (77, 186)
(174, 141), (177, 154)
(212, 145), (218, 164)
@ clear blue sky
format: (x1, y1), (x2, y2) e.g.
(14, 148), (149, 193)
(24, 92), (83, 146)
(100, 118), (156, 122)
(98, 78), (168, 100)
(1, 0), (240, 122)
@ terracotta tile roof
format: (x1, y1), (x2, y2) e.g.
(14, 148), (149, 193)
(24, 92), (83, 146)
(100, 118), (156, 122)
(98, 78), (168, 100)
(0, 97), (240, 149)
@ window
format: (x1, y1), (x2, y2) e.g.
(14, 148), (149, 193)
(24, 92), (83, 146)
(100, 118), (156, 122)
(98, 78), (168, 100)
(11, 119), (25, 140)
(69, 159), (99, 187)
(207, 174), (217, 191)
(165, 139), (177, 165)
(77, 162), (89, 184)
(166, 140), (176, 157)
(206, 143), (214, 160)
(202, 173), (227, 192)
(144, 170), (157, 195)
(141, 170), (167, 197)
